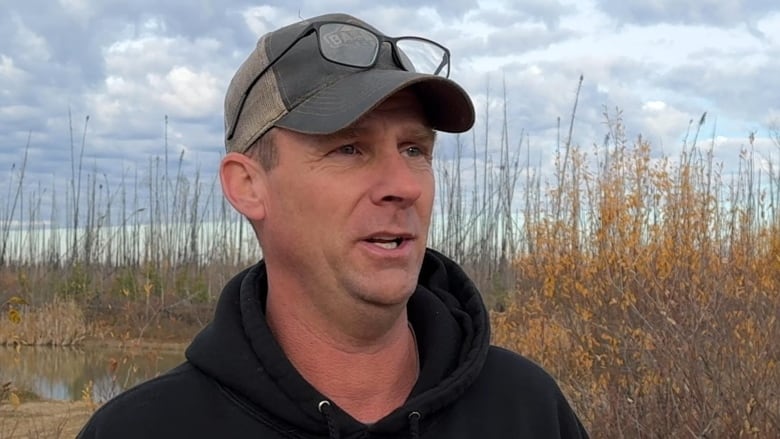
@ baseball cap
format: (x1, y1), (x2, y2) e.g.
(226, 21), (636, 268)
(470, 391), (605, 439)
(224, 13), (476, 153)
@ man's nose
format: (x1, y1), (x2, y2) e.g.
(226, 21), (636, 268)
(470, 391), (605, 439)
(369, 151), (426, 207)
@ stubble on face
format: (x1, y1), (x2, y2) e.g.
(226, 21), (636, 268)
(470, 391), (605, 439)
(259, 90), (434, 336)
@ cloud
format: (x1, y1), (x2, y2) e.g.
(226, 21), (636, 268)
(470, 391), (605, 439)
(638, 100), (698, 148)
(594, 0), (779, 27)
(91, 35), (224, 122)
(58, 0), (96, 23)
(296, 0), (478, 20)
(1, 0), (779, 229)
(7, 16), (51, 63)
(492, 0), (570, 29)
(0, 56), (27, 89)
(243, 6), (299, 36)
(658, 48), (780, 130)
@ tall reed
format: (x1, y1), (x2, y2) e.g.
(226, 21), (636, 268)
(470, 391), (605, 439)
(430, 77), (525, 304)
(0, 113), (257, 339)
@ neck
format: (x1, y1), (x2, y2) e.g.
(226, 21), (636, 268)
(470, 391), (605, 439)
(266, 292), (419, 423)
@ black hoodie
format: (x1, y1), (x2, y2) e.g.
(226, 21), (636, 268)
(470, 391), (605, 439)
(78, 249), (589, 438)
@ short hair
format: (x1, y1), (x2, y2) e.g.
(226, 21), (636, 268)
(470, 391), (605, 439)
(244, 129), (278, 170)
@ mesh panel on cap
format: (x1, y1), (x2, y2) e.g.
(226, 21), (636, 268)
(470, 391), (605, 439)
(225, 36), (287, 153)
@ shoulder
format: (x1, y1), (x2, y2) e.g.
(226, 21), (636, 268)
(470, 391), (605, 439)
(483, 346), (561, 389)
(77, 362), (222, 438)
(461, 346), (590, 438)
(468, 346), (569, 406)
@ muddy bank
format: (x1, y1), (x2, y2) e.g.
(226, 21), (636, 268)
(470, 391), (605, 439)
(0, 400), (92, 438)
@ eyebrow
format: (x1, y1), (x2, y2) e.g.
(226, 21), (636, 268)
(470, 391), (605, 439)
(405, 126), (438, 145)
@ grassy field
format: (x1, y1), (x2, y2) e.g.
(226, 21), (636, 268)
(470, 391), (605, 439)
(2, 96), (779, 437)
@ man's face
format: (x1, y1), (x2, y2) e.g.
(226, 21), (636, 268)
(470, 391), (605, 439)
(259, 90), (435, 315)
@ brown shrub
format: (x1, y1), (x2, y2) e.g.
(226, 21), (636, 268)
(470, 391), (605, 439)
(493, 127), (779, 437)
(0, 300), (91, 346)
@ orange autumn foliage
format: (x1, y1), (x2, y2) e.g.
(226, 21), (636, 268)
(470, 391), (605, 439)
(492, 125), (779, 437)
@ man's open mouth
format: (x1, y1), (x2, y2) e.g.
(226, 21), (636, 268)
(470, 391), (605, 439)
(365, 237), (405, 250)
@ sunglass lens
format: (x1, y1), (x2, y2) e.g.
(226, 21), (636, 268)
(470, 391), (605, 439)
(396, 39), (450, 77)
(319, 23), (379, 67)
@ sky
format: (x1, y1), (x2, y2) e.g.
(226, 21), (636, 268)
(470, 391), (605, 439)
(1, 0), (779, 226)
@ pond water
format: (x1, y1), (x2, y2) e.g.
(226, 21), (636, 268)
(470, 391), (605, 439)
(0, 345), (185, 403)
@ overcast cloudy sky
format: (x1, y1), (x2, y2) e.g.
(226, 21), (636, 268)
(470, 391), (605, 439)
(2, 0), (779, 224)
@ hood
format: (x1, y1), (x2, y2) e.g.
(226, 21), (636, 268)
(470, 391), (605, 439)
(186, 248), (490, 437)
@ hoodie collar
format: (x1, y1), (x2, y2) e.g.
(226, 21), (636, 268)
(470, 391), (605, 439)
(186, 248), (490, 437)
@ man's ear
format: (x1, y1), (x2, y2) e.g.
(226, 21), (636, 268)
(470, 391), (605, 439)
(219, 152), (268, 221)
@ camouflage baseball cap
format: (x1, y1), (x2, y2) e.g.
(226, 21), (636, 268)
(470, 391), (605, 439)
(224, 13), (475, 153)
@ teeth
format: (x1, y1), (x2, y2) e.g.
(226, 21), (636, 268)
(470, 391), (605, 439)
(371, 240), (400, 249)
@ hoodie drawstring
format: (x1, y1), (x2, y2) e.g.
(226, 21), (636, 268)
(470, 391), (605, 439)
(318, 400), (340, 439)
(408, 411), (421, 439)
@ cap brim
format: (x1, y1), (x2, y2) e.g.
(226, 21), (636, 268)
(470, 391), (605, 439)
(275, 69), (475, 135)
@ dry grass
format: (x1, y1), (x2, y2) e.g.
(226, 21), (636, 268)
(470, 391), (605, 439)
(0, 401), (92, 439)
(1, 300), (91, 346)
(492, 116), (780, 437)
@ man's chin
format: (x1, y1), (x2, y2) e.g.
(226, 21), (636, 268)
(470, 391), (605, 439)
(351, 281), (417, 309)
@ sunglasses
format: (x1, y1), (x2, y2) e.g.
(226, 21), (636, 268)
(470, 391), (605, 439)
(226, 21), (452, 141)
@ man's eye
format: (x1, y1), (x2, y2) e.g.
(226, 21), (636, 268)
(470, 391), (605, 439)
(336, 145), (358, 155)
(404, 146), (427, 158)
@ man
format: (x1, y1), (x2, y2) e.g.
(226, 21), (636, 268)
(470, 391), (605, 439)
(78, 13), (588, 438)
